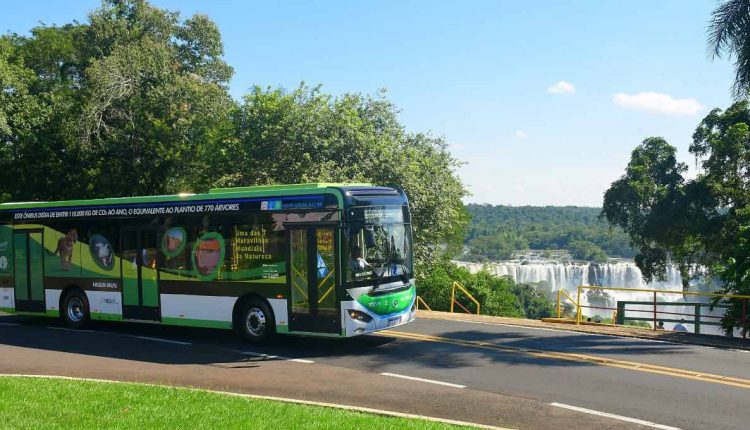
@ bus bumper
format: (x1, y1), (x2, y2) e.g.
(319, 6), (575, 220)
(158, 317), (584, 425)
(341, 296), (417, 337)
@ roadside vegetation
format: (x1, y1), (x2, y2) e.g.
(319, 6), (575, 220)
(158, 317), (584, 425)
(418, 259), (556, 319)
(0, 377), (471, 430)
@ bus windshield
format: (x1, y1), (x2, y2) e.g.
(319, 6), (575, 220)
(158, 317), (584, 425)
(347, 206), (413, 284)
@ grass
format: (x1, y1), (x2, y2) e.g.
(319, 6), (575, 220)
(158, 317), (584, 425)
(0, 376), (474, 430)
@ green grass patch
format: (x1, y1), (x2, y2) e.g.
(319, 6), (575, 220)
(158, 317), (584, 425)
(0, 376), (473, 429)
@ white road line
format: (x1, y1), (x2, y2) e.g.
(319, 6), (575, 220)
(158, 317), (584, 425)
(134, 336), (191, 346)
(240, 351), (279, 359)
(380, 372), (466, 388)
(239, 351), (314, 363)
(550, 402), (681, 430)
(46, 327), (99, 333)
(0, 322), (20, 326)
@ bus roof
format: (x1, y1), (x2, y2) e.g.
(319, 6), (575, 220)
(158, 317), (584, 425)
(0, 183), (378, 211)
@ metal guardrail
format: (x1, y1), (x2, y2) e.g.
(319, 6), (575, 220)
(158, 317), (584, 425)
(556, 289), (578, 319)
(563, 285), (750, 338)
(415, 295), (432, 311)
(451, 281), (480, 315)
(417, 281), (481, 315)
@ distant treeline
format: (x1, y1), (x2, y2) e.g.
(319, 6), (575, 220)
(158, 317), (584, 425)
(463, 205), (634, 262)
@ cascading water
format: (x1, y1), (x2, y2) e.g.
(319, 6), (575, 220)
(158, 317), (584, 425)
(454, 260), (730, 336)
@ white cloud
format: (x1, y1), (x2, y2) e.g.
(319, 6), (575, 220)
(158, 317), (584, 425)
(547, 81), (576, 95)
(612, 92), (703, 116)
(514, 130), (528, 139)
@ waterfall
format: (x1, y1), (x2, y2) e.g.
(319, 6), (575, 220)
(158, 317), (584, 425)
(455, 260), (684, 290)
(453, 260), (731, 336)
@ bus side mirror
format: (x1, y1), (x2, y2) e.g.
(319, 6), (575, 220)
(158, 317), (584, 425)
(364, 227), (376, 248)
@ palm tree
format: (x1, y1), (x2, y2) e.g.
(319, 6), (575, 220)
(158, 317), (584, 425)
(708, 0), (750, 98)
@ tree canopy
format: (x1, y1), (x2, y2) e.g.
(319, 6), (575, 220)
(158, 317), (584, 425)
(708, 0), (750, 98)
(0, 0), (467, 271)
(602, 102), (750, 335)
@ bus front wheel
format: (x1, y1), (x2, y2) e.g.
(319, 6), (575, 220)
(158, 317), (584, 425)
(238, 299), (275, 343)
(62, 291), (90, 329)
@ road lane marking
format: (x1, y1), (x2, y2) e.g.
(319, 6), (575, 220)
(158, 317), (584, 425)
(381, 330), (750, 390)
(235, 350), (314, 364)
(134, 336), (191, 345)
(380, 372), (466, 388)
(0, 322), (20, 326)
(47, 327), (100, 333)
(550, 402), (681, 430)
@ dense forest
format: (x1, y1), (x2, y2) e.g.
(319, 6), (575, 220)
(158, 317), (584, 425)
(463, 205), (635, 262)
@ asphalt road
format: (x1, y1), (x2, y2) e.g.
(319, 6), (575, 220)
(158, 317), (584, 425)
(1, 313), (748, 430)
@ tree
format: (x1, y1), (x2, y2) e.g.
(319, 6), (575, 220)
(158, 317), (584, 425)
(1, 0), (468, 275)
(0, 0), (236, 201)
(601, 137), (698, 288)
(603, 102), (750, 336)
(708, 0), (750, 98)
(205, 84), (468, 271)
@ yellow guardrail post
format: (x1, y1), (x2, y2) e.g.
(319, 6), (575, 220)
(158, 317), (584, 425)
(416, 296), (432, 311)
(576, 286), (582, 325)
(450, 283), (455, 313)
(556, 289), (578, 320)
(450, 281), (481, 315)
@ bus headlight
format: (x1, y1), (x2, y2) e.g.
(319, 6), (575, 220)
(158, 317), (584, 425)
(347, 310), (373, 323)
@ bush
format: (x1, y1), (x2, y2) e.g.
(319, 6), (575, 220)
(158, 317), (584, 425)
(417, 259), (559, 319)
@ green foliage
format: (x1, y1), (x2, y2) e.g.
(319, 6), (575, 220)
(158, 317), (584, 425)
(464, 205), (634, 262)
(0, 1), (468, 272)
(417, 259), (557, 319)
(204, 84), (468, 269)
(603, 102), (750, 335)
(568, 239), (608, 263)
(707, 0), (750, 98)
(512, 282), (556, 319)
(0, 377), (464, 429)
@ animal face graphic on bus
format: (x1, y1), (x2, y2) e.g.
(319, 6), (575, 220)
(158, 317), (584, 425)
(192, 232), (225, 280)
(53, 229), (78, 271)
(89, 234), (114, 270)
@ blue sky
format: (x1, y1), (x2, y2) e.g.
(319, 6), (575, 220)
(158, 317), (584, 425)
(1, 1), (736, 206)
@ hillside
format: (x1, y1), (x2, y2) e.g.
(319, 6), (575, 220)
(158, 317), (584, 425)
(463, 204), (635, 262)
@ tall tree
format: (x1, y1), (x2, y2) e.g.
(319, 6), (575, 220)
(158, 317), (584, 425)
(708, 0), (750, 98)
(0, 0), (235, 201)
(206, 84), (469, 270)
(603, 102), (750, 335)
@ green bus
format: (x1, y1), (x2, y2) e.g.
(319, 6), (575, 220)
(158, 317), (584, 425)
(0, 183), (416, 342)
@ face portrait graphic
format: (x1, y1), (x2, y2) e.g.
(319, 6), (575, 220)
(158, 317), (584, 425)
(193, 233), (224, 279)
(162, 227), (187, 258)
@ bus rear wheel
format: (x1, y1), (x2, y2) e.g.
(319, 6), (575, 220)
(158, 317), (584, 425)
(238, 299), (275, 343)
(62, 291), (89, 329)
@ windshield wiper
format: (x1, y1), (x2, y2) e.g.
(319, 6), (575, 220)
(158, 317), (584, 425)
(371, 260), (390, 292)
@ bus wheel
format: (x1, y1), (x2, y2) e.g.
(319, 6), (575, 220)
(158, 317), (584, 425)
(239, 299), (275, 343)
(62, 291), (89, 329)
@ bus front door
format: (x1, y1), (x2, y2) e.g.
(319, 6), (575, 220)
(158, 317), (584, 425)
(12, 230), (45, 312)
(288, 227), (340, 334)
(121, 229), (160, 321)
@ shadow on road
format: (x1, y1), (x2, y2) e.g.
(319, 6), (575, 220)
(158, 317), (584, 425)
(0, 314), (688, 372)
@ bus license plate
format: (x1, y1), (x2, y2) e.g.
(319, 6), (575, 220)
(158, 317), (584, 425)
(387, 316), (402, 327)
